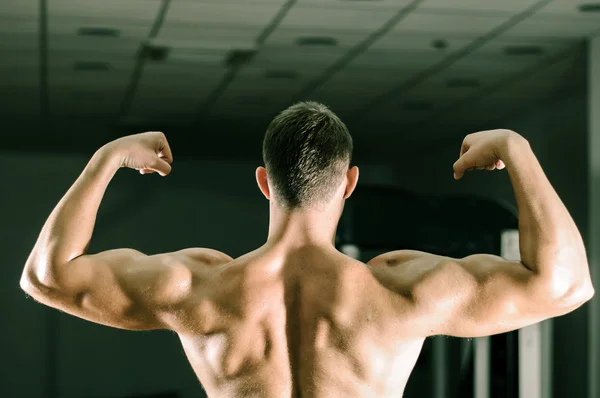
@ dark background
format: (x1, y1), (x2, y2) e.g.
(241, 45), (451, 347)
(0, 0), (596, 397)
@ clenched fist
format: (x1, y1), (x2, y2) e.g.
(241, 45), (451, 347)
(103, 131), (173, 176)
(453, 129), (525, 180)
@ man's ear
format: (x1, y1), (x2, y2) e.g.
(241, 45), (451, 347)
(256, 166), (271, 200)
(343, 166), (359, 199)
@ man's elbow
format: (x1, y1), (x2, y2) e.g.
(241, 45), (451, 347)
(546, 272), (595, 310)
(20, 269), (42, 297)
(20, 266), (55, 298)
(570, 280), (595, 305)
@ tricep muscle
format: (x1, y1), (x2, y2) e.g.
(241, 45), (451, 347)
(22, 248), (221, 331)
(368, 251), (574, 338)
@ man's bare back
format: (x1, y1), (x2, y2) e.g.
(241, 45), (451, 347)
(20, 105), (594, 398)
(174, 246), (424, 397)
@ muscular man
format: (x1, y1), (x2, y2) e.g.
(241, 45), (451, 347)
(21, 102), (594, 397)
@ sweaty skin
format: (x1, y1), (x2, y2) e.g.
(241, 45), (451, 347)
(21, 130), (594, 397)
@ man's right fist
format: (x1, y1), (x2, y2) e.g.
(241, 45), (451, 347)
(102, 131), (174, 176)
(453, 129), (525, 180)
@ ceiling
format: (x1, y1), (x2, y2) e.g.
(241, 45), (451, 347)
(0, 0), (596, 159)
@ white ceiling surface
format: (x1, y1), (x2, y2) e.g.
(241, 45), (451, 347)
(0, 0), (597, 132)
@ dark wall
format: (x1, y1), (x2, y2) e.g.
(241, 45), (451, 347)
(523, 92), (589, 398)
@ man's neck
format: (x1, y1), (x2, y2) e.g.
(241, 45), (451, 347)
(266, 203), (341, 248)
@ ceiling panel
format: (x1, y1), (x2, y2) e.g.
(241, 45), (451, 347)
(50, 87), (126, 120)
(0, 0), (38, 18)
(47, 0), (159, 120)
(436, 39), (572, 78)
(209, 66), (311, 118)
(0, 1), (38, 118)
(261, 26), (375, 52)
(414, 49), (583, 129)
(359, 82), (474, 125)
(128, 62), (228, 124)
(1, 0), (595, 155)
(317, 36), (475, 106)
(50, 0), (161, 21)
(311, 62), (454, 115)
(48, 56), (134, 118)
(368, 33), (472, 53)
(280, 4), (404, 31)
(389, 12), (510, 37)
(350, 46), (456, 71)
(296, 0), (416, 11)
(0, 30), (36, 54)
(0, 51), (37, 72)
(159, 2), (284, 50)
(0, 0), (37, 89)
(0, 15), (37, 40)
(537, 0), (600, 17)
(48, 0), (155, 53)
(361, 40), (580, 125)
(157, 26), (258, 52)
(420, 0), (539, 14)
(165, 0), (286, 24)
(504, 14), (600, 39)
(251, 46), (349, 75)
(49, 59), (134, 88)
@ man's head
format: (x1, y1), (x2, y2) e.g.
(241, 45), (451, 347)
(257, 101), (358, 210)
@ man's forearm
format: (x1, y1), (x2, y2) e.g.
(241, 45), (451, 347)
(23, 147), (120, 285)
(503, 135), (591, 290)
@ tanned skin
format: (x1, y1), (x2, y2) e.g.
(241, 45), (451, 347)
(21, 129), (594, 397)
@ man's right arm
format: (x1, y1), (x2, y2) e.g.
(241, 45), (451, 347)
(369, 130), (594, 338)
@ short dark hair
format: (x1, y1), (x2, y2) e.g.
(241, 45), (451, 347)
(262, 101), (353, 209)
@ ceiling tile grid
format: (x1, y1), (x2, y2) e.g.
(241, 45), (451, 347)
(130, 1), (290, 124)
(344, 0), (591, 123)
(128, 62), (229, 124)
(0, 0), (38, 116)
(46, 0), (161, 120)
(0, 0), (595, 145)
(159, 1), (285, 48)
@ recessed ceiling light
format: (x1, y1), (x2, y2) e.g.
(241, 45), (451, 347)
(139, 43), (170, 62)
(402, 101), (433, 111)
(578, 3), (600, 12)
(446, 78), (480, 88)
(296, 37), (338, 47)
(431, 39), (448, 50)
(503, 45), (544, 56)
(264, 70), (299, 79)
(77, 27), (120, 37)
(73, 61), (111, 71)
(224, 49), (257, 68)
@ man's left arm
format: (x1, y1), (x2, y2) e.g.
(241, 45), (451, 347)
(20, 132), (228, 330)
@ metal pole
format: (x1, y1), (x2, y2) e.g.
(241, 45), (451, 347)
(474, 337), (490, 398)
(433, 337), (448, 398)
(588, 35), (600, 398)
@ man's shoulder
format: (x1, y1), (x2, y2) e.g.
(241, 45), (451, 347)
(172, 247), (234, 267)
(365, 250), (433, 268)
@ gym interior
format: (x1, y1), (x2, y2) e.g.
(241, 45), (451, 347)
(1, 1), (599, 398)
